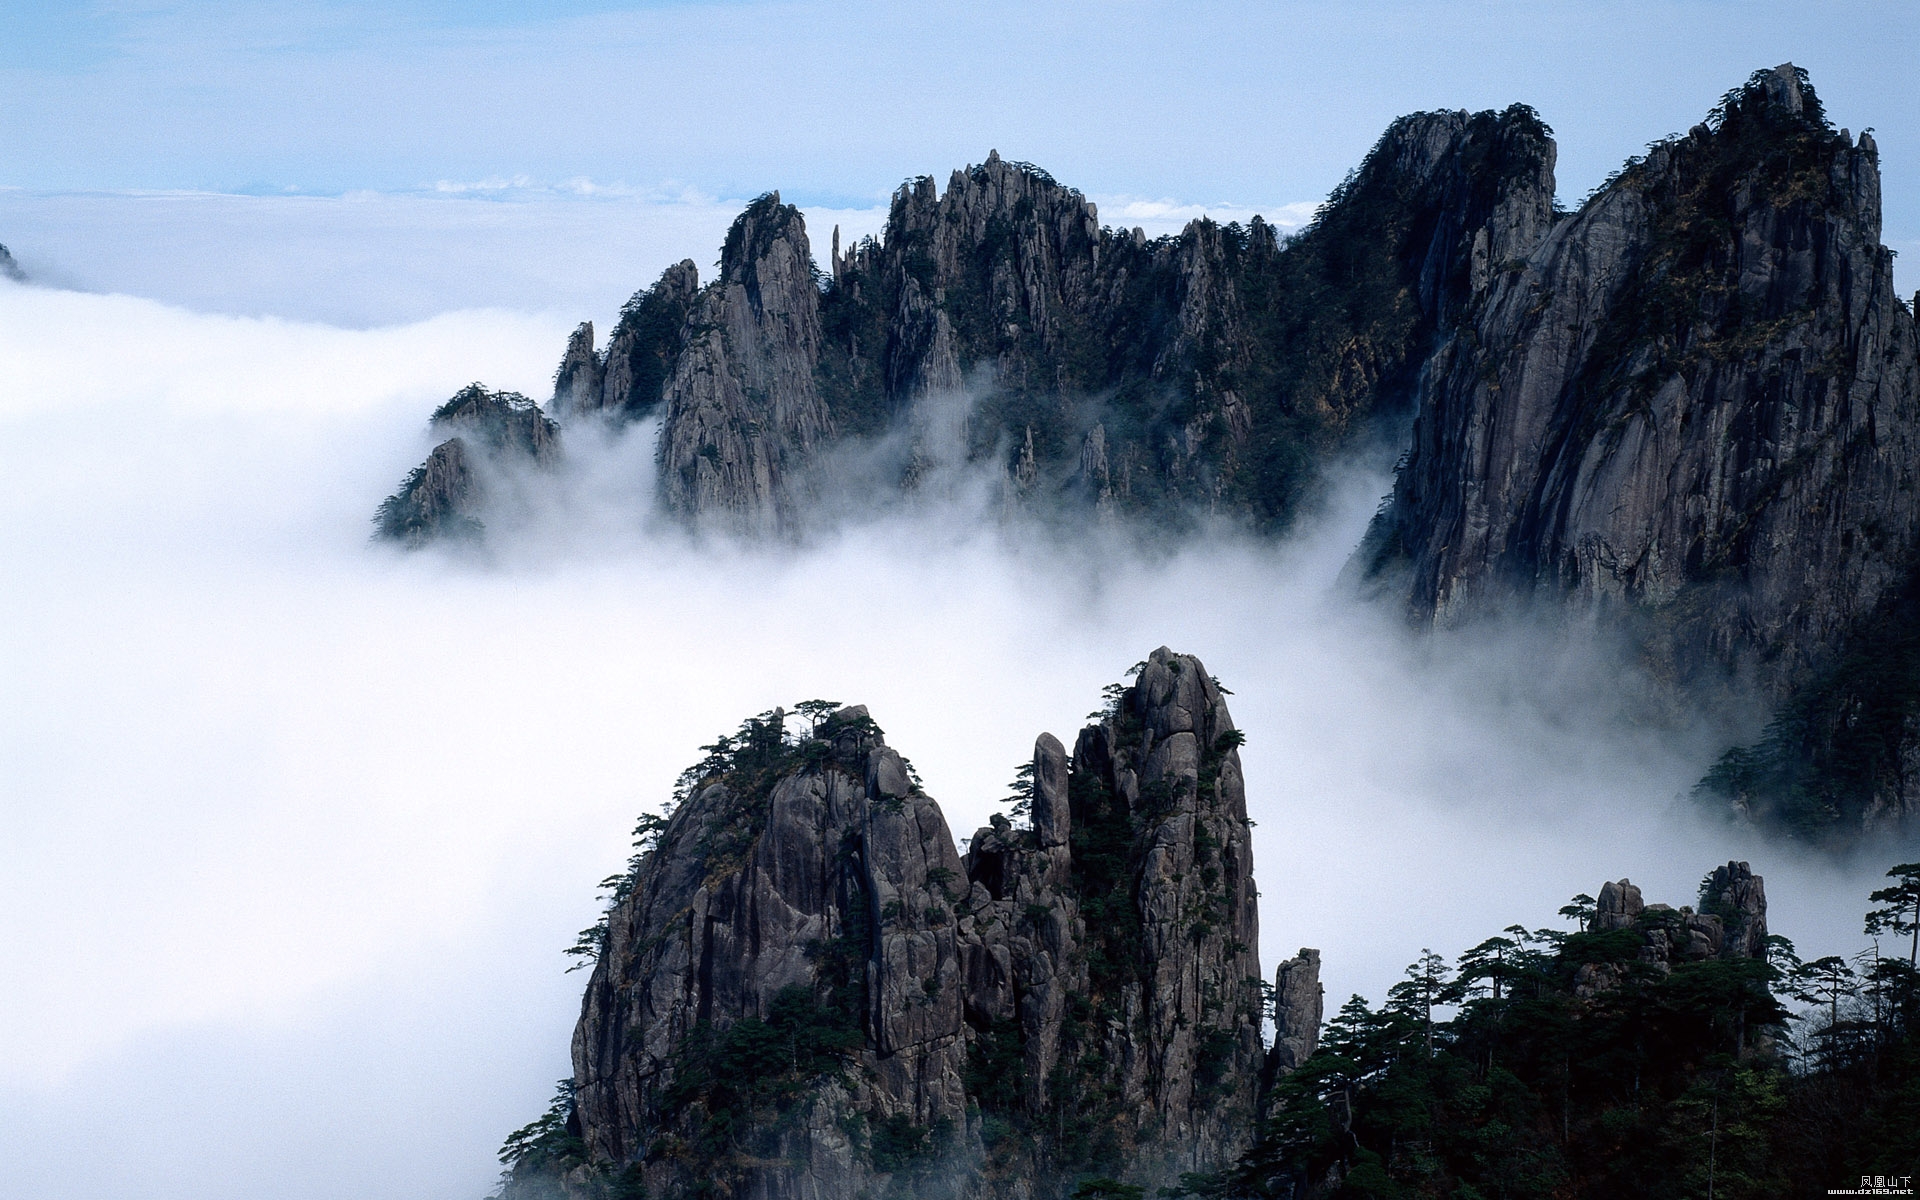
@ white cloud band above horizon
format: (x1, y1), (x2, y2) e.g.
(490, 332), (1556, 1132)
(0, 185), (1319, 330)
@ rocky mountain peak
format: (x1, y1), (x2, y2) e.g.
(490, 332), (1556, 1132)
(1369, 62), (1917, 725)
(1576, 862), (1769, 996)
(511, 649), (1287, 1200)
(1754, 61), (1813, 119)
(551, 322), (601, 415)
(590, 259), (701, 422)
(655, 194), (830, 530)
(372, 384), (559, 545)
(430, 383), (559, 461)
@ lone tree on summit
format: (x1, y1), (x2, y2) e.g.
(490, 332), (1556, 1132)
(1865, 862), (1920, 965)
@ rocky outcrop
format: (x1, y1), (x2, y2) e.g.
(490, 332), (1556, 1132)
(372, 384), (558, 545)
(1574, 861), (1769, 997)
(483, 118), (1554, 536)
(1267, 949), (1323, 1074)
(517, 648), (1286, 1200)
(558, 260), (703, 421)
(1364, 65), (1920, 837)
(1371, 66), (1920, 695)
(655, 197), (831, 532)
(427, 383), (560, 463)
(807, 124), (1554, 525)
(956, 648), (1267, 1190)
(372, 437), (482, 546)
(551, 323), (603, 417)
(0, 243), (23, 283)
(373, 107), (1559, 538)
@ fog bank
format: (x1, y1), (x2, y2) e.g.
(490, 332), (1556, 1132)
(0, 275), (1905, 1200)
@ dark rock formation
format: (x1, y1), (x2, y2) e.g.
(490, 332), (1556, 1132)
(1363, 65), (1920, 836)
(515, 648), (1291, 1200)
(370, 65), (1920, 846)
(556, 260), (703, 421)
(1267, 948), (1323, 1074)
(551, 323), (603, 417)
(372, 384), (558, 545)
(458, 120), (1554, 539)
(656, 197), (831, 531)
(955, 649), (1266, 1190)
(1574, 861), (1769, 996)
(710, 126), (1552, 528)
(372, 437), (482, 546)
(0, 243), (23, 283)
(1370, 66), (1918, 685)
(371, 104), (1560, 540)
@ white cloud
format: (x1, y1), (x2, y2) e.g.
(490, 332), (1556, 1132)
(0, 274), (1898, 1199)
(1092, 195), (1320, 237)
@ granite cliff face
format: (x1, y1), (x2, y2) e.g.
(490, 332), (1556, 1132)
(799, 123), (1550, 522)
(1365, 65), (1920, 835)
(554, 259), (702, 421)
(371, 67), (1920, 839)
(510, 649), (1295, 1200)
(372, 383), (558, 545)
(656, 196), (832, 530)
(1374, 65), (1920, 700)
(379, 109), (1557, 540)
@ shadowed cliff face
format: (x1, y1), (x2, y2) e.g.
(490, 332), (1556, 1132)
(1364, 65), (1920, 836)
(531, 648), (1286, 1200)
(376, 107), (1559, 538)
(804, 123), (1553, 524)
(367, 66), (1920, 839)
(371, 383), (558, 545)
(1374, 65), (1920, 695)
(655, 195), (832, 532)
(489, 115), (1556, 538)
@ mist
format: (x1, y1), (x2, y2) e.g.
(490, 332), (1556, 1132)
(0, 269), (1908, 1200)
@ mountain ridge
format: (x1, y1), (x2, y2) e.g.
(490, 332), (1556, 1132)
(373, 64), (1920, 841)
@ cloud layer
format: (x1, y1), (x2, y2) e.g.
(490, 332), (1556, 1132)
(0, 274), (1906, 1200)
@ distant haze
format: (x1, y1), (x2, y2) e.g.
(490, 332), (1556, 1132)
(0, 271), (1909, 1200)
(1, 2), (1917, 317)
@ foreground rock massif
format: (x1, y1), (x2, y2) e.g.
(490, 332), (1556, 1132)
(378, 66), (1920, 839)
(496, 652), (1802, 1198)
(503, 649), (1306, 1200)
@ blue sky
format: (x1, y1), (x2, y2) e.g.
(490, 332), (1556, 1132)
(2, 0), (1917, 310)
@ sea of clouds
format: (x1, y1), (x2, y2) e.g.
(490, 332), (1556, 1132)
(0, 217), (1909, 1198)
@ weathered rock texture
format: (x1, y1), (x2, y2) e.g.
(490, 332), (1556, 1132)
(372, 384), (558, 545)
(1376, 65), (1920, 689)
(1574, 861), (1769, 997)
(372, 105), (1558, 539)
(1364, 65), (1920, 836)
(1267, 948), (1323, 1075)
(370, 66), (1920, 844)
(655, 197), (832, 530)
(520, 648), (1291, 1200)
(556, 259), (703, 422)
(486, 121), (1554, 538)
